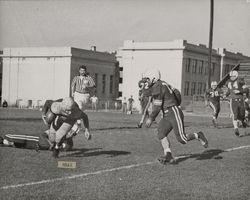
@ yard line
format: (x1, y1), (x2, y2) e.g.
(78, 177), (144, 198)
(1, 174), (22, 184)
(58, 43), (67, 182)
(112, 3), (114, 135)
(1, 144), (250, 190)
(1, 161), (156, 190)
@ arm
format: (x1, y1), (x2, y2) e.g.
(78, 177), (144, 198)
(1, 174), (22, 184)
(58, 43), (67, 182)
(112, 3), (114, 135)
(71, 77), (77, 97)
(146, 86), (163, 127)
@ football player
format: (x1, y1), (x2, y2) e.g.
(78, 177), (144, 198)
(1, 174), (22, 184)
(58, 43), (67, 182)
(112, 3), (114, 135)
(225, 71), (248, 136)
(137, 77), (153, 128)
(42, 97), (91, 158)
(144, 68), (208, 165)
(204, 81), (223, 127)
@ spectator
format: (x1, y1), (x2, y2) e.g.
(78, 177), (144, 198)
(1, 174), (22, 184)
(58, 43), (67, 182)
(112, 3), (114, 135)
(127, 95), (134, 115)
(90, 95), (98, 112)
(122, 97), (127, 114)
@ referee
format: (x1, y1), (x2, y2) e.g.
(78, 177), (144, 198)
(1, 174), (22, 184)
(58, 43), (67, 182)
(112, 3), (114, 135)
(71, 65), (95, 111)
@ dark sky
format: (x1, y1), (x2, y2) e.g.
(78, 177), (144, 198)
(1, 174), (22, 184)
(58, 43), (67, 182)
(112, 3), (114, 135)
(1, 0), (250, 55)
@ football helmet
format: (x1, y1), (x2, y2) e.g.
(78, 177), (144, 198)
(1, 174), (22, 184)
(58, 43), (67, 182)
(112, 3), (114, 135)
(229, 70), (238, 81)
(211, 81), (218, 89)
(62, 97), (75, 111)
(143, 68), (161, 84)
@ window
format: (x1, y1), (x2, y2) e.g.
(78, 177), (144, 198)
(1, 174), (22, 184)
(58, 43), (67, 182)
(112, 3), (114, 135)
(197, 82), (203, 95)
(185, 58), (191, 72)
(102, 74), (106, 94)
(203, 83), (207, 93)
(192, 59), (197, 74)
(184, 81), (190, 96)
(204, 62), (208, 75)
(109, 75), (113, 94)
(119, 77), (123, 83)
(191, 82), (196, 95)
(211, 63), (216, 75)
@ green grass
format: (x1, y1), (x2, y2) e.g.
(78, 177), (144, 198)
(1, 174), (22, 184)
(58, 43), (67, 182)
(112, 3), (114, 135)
(0, 109), (250, 200)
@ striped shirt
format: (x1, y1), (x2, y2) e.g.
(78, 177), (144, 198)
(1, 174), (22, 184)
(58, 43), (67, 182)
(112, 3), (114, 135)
(71, 75), (95, 94)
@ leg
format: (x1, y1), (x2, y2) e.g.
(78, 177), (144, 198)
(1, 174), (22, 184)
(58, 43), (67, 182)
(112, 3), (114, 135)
(230, 99), (240, 136)
(157, 118), (176, 164)
(53, 122), (73, 158)
(170, 106), (208, 148)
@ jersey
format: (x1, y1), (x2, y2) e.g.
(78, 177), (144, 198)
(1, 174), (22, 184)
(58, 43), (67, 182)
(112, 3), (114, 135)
(138, 78), (152, 100)
(205, 88), (223, 105)
(226, 79), (246, 99)
(149, 80), (180, 120)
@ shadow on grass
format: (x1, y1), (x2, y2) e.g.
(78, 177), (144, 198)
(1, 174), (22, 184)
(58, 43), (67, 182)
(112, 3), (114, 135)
(62, 147), (131, 158)
(175, 149), (224, 164)
(92, 126), (142, 131)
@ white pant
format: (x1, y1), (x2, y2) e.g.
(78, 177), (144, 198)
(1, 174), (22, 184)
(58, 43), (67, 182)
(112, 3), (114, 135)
(74, 92), (90, 110)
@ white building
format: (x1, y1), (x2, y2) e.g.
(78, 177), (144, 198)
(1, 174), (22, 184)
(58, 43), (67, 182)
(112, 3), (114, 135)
(1, 47), (119, 107)
(117, 40), (250, 110)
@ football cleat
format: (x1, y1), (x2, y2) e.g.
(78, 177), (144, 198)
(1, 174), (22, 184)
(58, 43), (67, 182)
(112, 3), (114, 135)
(52, 147), (60, 158)
(212, 119), (217, 128)
(35, 142), (40, 152)
(234, 128), (240, 137)
(157, 152), (177, 165)
(0, 136), (3, 145)
(197, 131), (208, 148)
(137, 123), (142, 128)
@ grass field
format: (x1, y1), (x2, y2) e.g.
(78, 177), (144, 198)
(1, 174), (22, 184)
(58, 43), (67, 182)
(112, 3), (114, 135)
(0, 108), (250, 200)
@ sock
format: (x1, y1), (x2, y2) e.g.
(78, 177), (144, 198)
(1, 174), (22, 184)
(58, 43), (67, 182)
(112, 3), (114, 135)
(194, 132), (199, 139)
(164, 148), (171, 155)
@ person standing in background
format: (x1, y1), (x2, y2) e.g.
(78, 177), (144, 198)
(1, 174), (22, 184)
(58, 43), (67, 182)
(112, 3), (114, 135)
(71, 65), (95, 111)
(90, 95), (99, 112)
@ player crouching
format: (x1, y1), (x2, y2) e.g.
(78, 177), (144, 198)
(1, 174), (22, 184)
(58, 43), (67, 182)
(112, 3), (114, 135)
(41, 97), (91, 158)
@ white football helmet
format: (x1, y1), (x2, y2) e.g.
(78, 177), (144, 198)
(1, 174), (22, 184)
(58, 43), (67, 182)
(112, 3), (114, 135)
(143, 68), (161, 84)
(211, 81), (218, 89)
(62, 97), (75, 110)
(229, 70), (238, 81)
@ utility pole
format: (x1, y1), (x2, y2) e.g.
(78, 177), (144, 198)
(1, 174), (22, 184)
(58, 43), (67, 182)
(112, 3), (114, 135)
(207, 0), (214, 89)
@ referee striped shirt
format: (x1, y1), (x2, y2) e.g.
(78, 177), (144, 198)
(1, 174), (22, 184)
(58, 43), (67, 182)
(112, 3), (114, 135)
(71, 75), (95, 94)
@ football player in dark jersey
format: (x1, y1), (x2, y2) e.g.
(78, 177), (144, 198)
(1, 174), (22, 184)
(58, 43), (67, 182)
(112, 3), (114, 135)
(204, 81), (224, 127)
(42, 97), (91, 158)
(144, 69), (208, 165)
(225, 71), (248, 136)
(137, 77), (153, 128)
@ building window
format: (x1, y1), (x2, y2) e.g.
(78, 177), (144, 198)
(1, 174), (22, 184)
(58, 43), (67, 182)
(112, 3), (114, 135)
(184, 81), (189, 96)
(119, 77), (123, 83)
(197, 82), (203, 95)
(192, 59), (197, 74)
(185, 58), (191, 72)
(204, 62), (208, 75)
(211, 63), (216, 75)
(203, 83), (207, 93)
(191, 82), (196, 95)
(102, 74), (106, 94)
(109, 75), (113, 94)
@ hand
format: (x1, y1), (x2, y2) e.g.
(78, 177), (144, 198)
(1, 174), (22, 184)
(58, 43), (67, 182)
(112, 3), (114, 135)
(145, 118), (153, 128)
(42, 115), (48, 126)
(84, 129), (92, 140)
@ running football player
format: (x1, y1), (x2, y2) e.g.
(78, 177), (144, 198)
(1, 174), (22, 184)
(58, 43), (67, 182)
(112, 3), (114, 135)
(144, 68), (208, 165)
(225, 71), (248, 136)
(204, 81), (224, 127)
